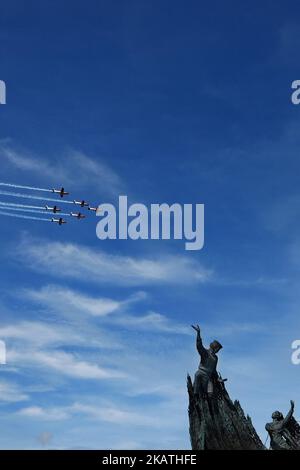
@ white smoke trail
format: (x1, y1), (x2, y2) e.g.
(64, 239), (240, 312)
(0, 183), (52, 192)
(0, 210), (51, 222)
(0, 201), (44, 210)
(0, 190), (73, 204)
(0, 205), (70, 217)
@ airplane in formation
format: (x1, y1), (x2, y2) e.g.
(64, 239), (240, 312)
(52, 187), (69, 198)
(70, 212), (86, 219)
(45, 205), (61, 213)
(0, 182), (100, 227)
(74, 200), (89, 207)
(51, 217), (66, 225)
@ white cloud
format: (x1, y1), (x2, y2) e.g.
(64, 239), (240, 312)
(68, 150), (123, 196)
(70, 402), (158, 426)
(0, 380), (29, 402)
(0, 318), (126, 381)
(0, 146), (54, 177)
(0, 144), (123, 196)
(18, 236), (212, 286)
(16, 400), (175, 427)
(9, 349), (126, 380)
(0, 318), (121, 353)
(201, 321), (264, 338)
(0, 321), (81, 347)
(113, 311), (190, 334)
(18, 406), (69, 421)
(25, 285), (124, 317)
(23, 285), (188, 334)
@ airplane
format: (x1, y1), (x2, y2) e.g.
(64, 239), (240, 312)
(70, 212), (86, 219)
(73, 200), (89, 207)
(45, 205), (61, 213)
(52, 187), (69, 198)
(51, 217), (66, 226)
(88, 206), (102, 214)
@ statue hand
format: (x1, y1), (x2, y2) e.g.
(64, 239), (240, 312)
(191, 324), (200, 333)
(291, 400), (295, 409)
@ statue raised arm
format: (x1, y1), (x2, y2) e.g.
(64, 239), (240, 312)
(266, 400), (300, 450)
(191, 324), (207, 359)
(191, 325), (223, 398)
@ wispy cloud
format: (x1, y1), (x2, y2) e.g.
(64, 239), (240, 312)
(68, 150), (123, 196)
(201, 321), (265, 338)
(112, 311), (190, 334)
(16, 400), (179, 428)
(0, 143), (123, 196)
(17, 235), (212, 286)
(0, 319), (126, 381)
(0, 144), (55, 177)
(0, 319), (117, 350)
(25, 285), (126, 317)
(0, 321), (83, 347)
(23, 285), (188, 334)
(0, 380), (29, 403)
(70, 402), (158, 426)
(9, 349), (126, 380)
(17, 406), (69, 421)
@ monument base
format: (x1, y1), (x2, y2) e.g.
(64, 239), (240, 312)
(187, 374), (265, 450)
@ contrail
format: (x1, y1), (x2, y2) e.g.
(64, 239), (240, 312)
(0, 183), (52, 193)
(0, 205), (70, 217)
(0, 201), (44, 210)
(0, 210), (51, 222)
(0, 190), (73, 204)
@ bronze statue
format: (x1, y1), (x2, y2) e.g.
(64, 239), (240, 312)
(191, 324), (223, 398)
(265, 400), (300, 450)
(188, 325), (265, 449)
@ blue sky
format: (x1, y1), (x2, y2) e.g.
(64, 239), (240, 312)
(1, 0), (300, 449)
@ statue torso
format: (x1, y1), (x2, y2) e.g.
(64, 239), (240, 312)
(266, 421), (290, 450)
(198, 348), (218, 377)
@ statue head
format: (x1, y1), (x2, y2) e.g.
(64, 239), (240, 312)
(272, 411), (284, 421)
(210, 340), (223, 353)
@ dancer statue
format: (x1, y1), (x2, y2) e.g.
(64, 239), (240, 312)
(266, 400), (300, 450)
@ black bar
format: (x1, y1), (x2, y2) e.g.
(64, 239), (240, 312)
(0, 450), (298, 466)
